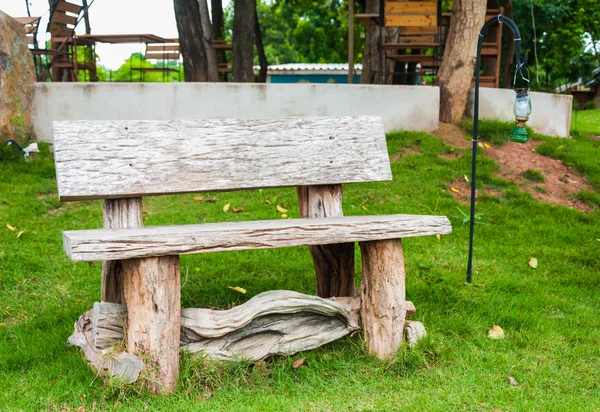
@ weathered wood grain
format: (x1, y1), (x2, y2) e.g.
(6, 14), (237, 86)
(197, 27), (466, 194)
(63, 214), (452, 262)
(122, 256), (180, 394)
(297, 185), (355, 298)
(52, 116), (391, 201)
(101, 198), (142, 303)
(67, 309), (143, 384)
(73, 291), (360, 364)
(359, 239), (406, 360)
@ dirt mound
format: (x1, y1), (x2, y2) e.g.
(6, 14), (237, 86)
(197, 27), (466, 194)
(435, 123), (595, 212)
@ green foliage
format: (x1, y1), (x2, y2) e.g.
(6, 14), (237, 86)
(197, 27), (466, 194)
(571, 108), (600, 135)
(225, 0), (364, 65)
(585, 100), (597, 110)
(104, 53), (182, 83)
(575, 190), (600, 207)
(522, 168), (546, 183)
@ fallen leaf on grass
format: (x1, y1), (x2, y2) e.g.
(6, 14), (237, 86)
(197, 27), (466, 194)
(436, 234), (441, 241)
(451, 187), (460, 193)
(232, 207), (245, 213)
(529, 258), (538, 269)
(276, 205), (288, 213)
(17, 231), (24, 238)
(265, 199), (273, 205)
(488, 324), (505, 340)
(205, 197), (218, 203)
(193, 196), (204, 201)
(223, 203), (231, 213)
(292, 358), (305, 369)
(281, 214), (288, 219)
(483, 143), (491, 149)
(508, 376), (519, 387)
(464, 175), (470, 182)
(361, 205), (368, 211)
(6, 224), (16, 231)
(228, 286), (246, 294)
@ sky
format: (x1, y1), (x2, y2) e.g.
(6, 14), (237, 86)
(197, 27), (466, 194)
(3, 0), (231, 69)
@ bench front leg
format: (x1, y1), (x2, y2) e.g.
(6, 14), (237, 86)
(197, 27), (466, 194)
(122, 256), (180, 394)
(359, 239), (406, 359)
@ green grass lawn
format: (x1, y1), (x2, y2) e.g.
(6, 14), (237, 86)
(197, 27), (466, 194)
(571, 109), (600, 136)
(1, 127), (599, 411)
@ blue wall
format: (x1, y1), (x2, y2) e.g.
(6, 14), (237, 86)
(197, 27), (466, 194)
(269, 73), (362, 84)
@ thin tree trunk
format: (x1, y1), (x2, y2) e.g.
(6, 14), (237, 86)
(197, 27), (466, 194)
(211, 0), (224, 40)
(501, 0), (514, 88)
(437, 0), (487, 123)
(233, 0), (256, 82)
(198, 0), (219, 82)
(173, 0), (211, 82)
(255, 5), (268, 83)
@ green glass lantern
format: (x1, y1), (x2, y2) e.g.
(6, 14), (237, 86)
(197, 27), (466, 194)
(509, 88), (532, 143)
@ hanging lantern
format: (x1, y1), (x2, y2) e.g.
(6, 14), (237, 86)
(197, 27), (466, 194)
(509, 88), (532, 143)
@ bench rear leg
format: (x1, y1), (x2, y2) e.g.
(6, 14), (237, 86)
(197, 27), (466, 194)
(359, 239), (406, 359)
(297, 185), (355, 297)
(102, 198), (143, 303)
(122, 256), (180, 393)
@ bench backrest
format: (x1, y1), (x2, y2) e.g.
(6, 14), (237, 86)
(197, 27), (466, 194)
(53, 116), (391, 201)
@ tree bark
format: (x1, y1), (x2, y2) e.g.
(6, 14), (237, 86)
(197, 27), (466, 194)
(255, 5), (268, 83)
(198, 0), (219, 82)
(211, 0), (224, 41)
(233, 0), (256, 82)
(501, 0), (515, 88)
(437, 0), (487, 122)
(173, 0), (212, 82)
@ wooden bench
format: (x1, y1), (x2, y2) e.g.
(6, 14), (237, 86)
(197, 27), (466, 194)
(54, 116), (451, 393)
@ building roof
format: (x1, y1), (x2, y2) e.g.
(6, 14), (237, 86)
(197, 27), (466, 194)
(256, 63), (362, 75)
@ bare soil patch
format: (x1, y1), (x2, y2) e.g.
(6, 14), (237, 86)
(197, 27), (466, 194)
(435, 123), (596, 212)
(389, 147), (419, 162)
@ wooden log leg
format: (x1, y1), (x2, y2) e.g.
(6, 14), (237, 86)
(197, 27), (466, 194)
(359, 239), (406, 359)
(297, 185), (355, 297)
(102, 198), (142, 303)
(122, 256), (180, 393)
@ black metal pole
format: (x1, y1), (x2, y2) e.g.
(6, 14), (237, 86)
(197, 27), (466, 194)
(467, 15), (522, 283)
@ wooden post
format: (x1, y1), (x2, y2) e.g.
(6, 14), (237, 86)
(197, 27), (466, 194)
(297, 185), (355, 298)
(359, 239), (406, 359)
(101, 198), (143, 303)
(123, 256), (180, 393)
(348, 0), (354, 84)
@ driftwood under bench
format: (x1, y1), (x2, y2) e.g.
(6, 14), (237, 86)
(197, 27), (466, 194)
(53, 116), (452, 393)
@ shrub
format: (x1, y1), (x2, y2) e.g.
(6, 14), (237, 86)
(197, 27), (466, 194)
(584, 100), (596, 110)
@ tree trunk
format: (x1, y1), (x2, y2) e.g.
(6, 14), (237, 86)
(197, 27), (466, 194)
(173, 0), (211, 82)
(437, 0), (487, 122)
(255, 5), (268, 83)
(211, 0), (224, 40)
(501, 0), (514, 88)
(198, 0), (219, 82)
(361, 0), (400, 84)
(232, 0), (256, 82)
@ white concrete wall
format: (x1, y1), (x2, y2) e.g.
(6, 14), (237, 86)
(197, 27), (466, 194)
(32, 83), (440, 142)
(468, 88), (572, 137)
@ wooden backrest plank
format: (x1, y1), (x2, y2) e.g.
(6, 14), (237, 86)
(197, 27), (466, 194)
(53, 116), (391, 201)
(49, 22), (74, 37)
(385, 14), (436, 27)
(385, 2), (437, 14)
(55, 1), (82, 15)
(14, 16), (41, 25)
(146, 45), (180, 52)
(52, 11), (78, 26)
(145, 52), (180, 60)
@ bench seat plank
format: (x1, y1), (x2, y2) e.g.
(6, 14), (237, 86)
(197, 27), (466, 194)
(53, 116), (391, 201)
(64, 214), (452, 262)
